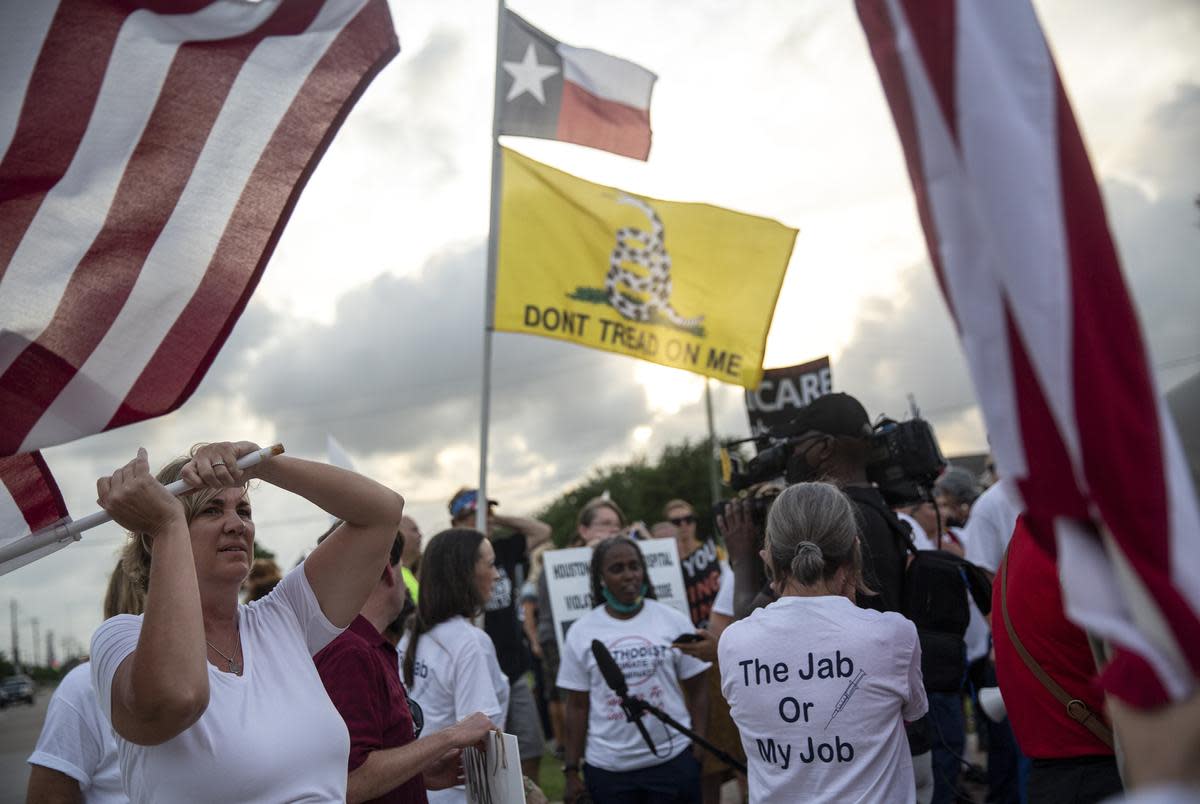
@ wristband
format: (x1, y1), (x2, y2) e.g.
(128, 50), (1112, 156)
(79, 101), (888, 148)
(562, 762), (580, 774)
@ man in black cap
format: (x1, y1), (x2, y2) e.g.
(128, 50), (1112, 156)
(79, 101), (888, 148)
(779, 392), (910, 612)
(776, 392), (935, 802)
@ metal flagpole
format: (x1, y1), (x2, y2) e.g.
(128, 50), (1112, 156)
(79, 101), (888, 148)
(477, 0), (506, 534)
(704, 379), (721, 506)
(0, 445), (284, 576)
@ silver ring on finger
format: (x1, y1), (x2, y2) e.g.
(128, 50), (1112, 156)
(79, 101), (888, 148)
(211, 460), (226, 468)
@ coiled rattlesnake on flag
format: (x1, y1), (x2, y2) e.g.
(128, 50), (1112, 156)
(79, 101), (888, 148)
(605, 194), (704, 330)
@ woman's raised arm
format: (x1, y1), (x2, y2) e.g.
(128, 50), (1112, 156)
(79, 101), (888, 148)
(100, 449), (209, 745)
(199, 442), (404, 628)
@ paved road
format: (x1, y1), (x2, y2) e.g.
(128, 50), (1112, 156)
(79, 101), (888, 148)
(0, 689), (51, 804)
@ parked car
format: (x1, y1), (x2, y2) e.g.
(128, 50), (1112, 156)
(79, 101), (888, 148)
(0, 674), (35, 705)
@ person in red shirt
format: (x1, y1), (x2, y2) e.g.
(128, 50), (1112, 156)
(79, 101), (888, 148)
(315, 528), (496, 803)
(993, 515), (1123, 803)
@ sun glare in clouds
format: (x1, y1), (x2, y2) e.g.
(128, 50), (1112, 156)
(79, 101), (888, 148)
(633, 425), (653, 445)
(435, 443), (477, 480)
(633, 362), (705, 415)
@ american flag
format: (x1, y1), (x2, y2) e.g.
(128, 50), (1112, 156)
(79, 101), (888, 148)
(857, 0), (1200, 705)
(0, 0), (398, 573)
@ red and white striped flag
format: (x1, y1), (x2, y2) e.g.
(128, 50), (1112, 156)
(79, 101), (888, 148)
(0, 453), (70, 575)
(857, 0), (1200, 705)
(0, 0), (398, 572)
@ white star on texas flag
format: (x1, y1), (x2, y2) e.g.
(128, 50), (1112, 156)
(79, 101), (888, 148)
(502, 43), (559, 104)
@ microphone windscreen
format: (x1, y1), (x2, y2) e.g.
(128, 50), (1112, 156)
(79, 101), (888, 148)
(591, 639), (628, 696)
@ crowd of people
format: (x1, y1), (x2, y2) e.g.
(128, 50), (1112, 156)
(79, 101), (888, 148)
(21, 407), (1200, 802)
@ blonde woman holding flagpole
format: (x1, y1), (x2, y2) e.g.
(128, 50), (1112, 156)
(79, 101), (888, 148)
(89, 440), (404, 803)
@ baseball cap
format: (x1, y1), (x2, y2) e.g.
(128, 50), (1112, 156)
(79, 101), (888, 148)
(448, 488), (498, 520)
(778, 392), (871, 439)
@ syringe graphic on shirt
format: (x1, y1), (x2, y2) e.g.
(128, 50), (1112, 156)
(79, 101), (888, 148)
(825, 669), (867, 730)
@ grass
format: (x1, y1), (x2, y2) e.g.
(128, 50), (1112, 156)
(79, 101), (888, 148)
(535, 750), (566, 802)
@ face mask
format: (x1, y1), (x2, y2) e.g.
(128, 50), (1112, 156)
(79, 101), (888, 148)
(602, 583), (647, 614)
(785, 449), (820, 484)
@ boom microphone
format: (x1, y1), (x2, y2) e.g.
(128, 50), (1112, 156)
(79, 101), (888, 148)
(591, 639), (657, 756)
(591, 640), (629, 697)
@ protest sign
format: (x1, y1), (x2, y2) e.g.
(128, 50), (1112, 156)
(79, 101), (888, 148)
(464, 730), (525, 804)
(745, 356), (832, 436)
(543, 538), (688, 648)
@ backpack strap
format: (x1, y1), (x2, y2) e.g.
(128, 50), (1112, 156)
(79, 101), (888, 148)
(846, 486), (918, 555)
(999, 545), (1114, 749)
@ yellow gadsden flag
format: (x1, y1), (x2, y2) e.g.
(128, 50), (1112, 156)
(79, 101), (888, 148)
(495, 148), (797, 388)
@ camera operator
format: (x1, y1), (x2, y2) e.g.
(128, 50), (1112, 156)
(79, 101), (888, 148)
(773, 393), (908, 614)
(724, 392), (937, 801)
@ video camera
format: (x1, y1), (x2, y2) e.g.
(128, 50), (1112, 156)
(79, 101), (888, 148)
(719, 416), (945, 505)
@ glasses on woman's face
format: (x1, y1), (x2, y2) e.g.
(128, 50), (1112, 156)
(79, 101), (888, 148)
(668, 514), (696, 527)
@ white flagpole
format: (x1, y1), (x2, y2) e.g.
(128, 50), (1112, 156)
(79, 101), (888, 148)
(477, 0), (506, 534)
(0, 444), (284, 576)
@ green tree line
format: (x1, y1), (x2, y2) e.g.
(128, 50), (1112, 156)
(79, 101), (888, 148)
(535, 440), (725, 547)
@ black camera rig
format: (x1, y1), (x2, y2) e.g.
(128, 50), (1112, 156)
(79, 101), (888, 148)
(719, 416), (945, 505)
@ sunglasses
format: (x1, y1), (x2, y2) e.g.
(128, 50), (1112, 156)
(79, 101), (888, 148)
(668, 515), (697, 526)
(406, 690), (424, 738)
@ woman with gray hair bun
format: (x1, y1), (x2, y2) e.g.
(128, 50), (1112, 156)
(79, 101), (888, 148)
(719, 482), (928, 803)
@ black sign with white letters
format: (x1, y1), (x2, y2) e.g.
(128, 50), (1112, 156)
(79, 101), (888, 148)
(745, 357), (832, 436)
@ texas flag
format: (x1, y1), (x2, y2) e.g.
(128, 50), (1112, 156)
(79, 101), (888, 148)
(498, 10), (656, 161)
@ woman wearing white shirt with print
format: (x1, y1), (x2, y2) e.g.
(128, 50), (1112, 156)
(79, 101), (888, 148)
(400, 528), (508, 804)
(719, 482), (928, 804)
(558, 536), (711, 804)
(89, 441), (405, 804)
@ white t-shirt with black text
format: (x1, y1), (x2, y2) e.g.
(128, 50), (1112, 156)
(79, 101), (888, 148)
(28, 662), (126, 803)
(720, 595), (927, 804)
(399, 615), (509, 804)
(557, 599), (710, 772)
(90, 565), (349, 804)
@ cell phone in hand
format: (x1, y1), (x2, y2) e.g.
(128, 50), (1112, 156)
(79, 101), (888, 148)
(624, 521), (650, 540)
(672, 632), (703, 645)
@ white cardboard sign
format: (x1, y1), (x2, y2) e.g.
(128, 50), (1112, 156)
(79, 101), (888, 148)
(543, 538), (689, 648)
(464, 730), (524, 804)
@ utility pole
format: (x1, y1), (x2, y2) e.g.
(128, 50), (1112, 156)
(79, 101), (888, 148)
(9, 600), (18, 670)
(31, 618), (40, 667)
(46, 630), (56, 669)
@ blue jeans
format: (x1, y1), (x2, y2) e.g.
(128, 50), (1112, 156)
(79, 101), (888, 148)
(928, 691), (965, 804)
(584, 749), (702, 803)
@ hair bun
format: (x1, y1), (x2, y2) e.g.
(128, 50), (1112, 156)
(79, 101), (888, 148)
(794, 541), (822, 558)
(790, 541), (826, 585)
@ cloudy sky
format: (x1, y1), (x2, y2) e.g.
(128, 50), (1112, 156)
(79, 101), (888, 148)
(6, 0), (1198, 662)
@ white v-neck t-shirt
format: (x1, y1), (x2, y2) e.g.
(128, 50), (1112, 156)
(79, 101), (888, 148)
(720, 595), (927, 804)
(91, 565), (349, 804)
